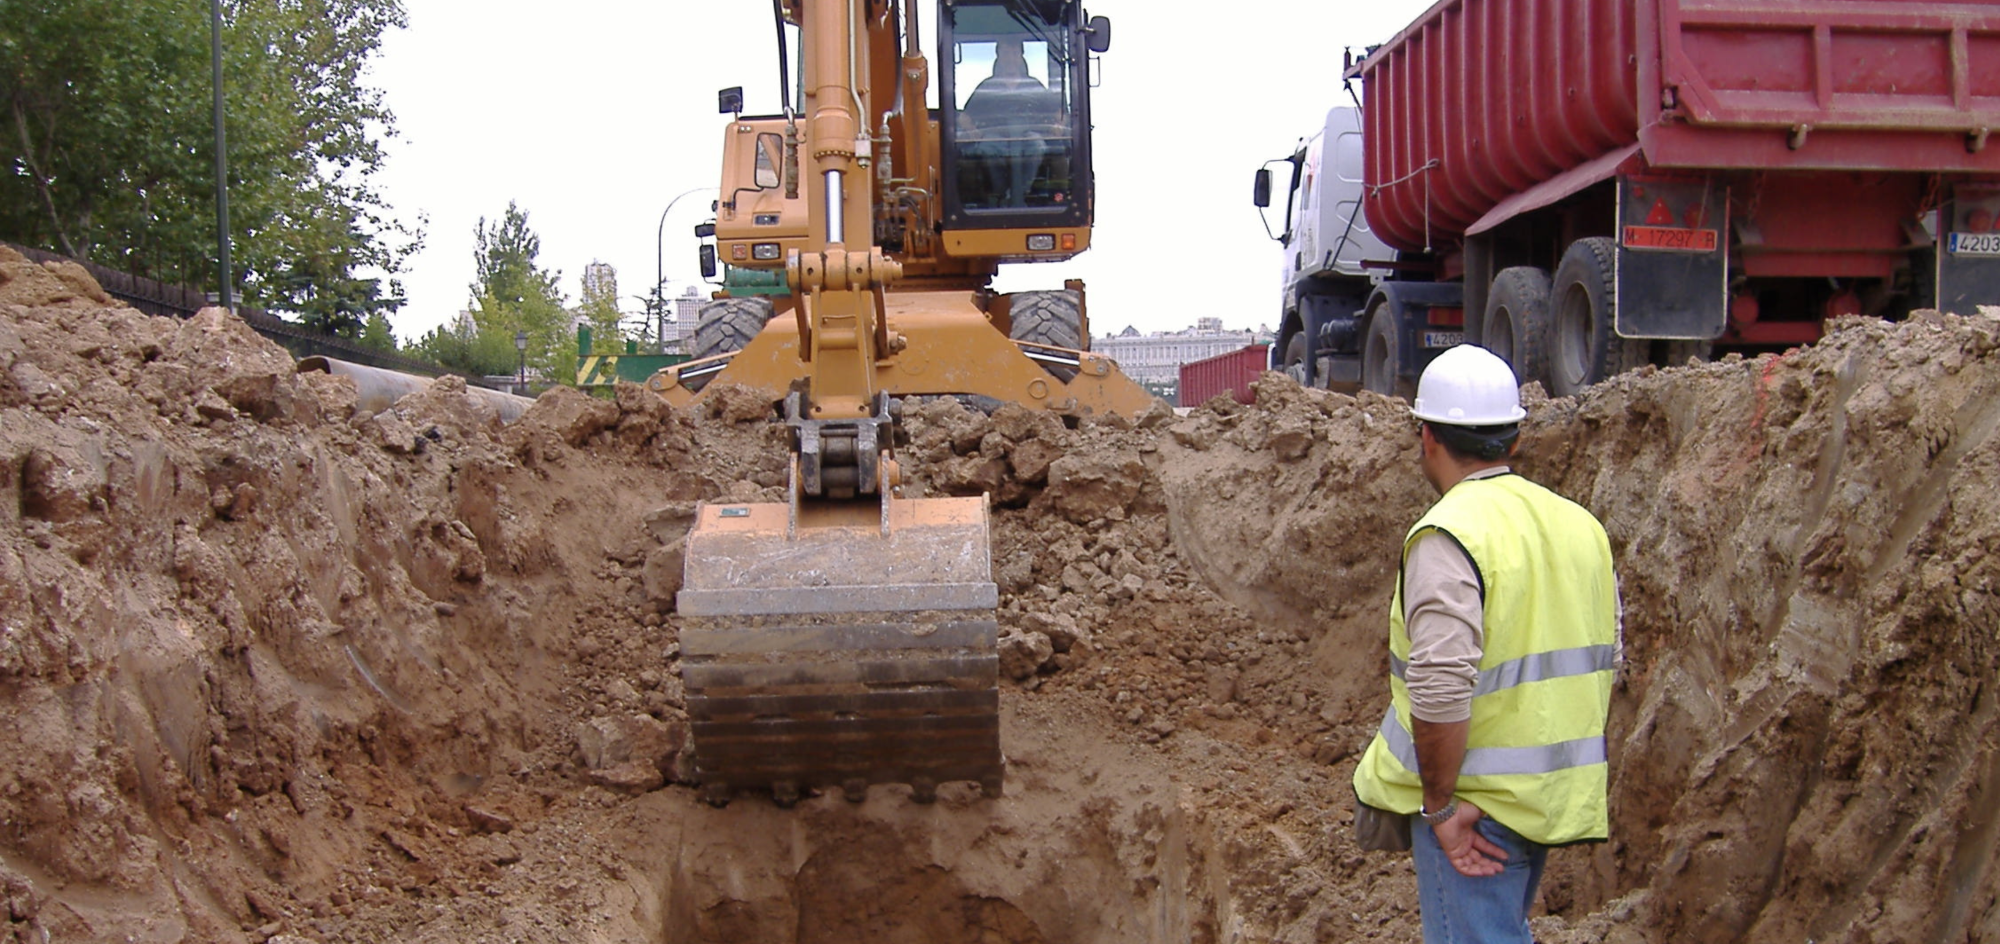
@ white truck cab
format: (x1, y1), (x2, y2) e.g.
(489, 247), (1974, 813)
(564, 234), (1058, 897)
(1254, 107), (1395, 389)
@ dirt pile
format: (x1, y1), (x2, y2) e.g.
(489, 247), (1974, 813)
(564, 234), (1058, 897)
(0, 260), (1996, 942)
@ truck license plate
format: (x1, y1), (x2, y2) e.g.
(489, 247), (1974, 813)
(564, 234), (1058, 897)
(1947, 232), (2000, 256)
(1421, 331), (1464, 348)
(1622, 225), (1719, 252)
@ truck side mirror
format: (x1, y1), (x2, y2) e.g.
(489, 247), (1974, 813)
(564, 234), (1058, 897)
(699, 244), (718, 279)
(1253, 169), (1273, 208)
(718, 87), (744, 116)
(1084, 16), (1111, 54)
(693, 222), (716, 238)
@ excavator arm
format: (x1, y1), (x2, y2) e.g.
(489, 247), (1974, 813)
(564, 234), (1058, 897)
(661, 0), (1143, 807)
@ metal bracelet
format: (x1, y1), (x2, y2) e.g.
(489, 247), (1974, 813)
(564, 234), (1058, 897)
(1420, 799), (1458, 825)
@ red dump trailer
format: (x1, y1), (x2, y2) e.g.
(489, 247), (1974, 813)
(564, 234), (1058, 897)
(1341, 0), (2000, 397)
(1179, 344), (1269, 406)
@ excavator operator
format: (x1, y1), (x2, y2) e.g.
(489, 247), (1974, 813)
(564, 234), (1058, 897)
(959, 38), (1059, 207)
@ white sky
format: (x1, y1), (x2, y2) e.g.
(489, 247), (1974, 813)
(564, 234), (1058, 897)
(370, 0), (1441, 343)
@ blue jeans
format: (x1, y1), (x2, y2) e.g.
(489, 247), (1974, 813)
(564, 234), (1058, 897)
(1412, 815), (1549, 944)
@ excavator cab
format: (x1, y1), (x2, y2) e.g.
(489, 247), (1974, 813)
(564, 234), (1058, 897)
(938, 1), (1106, 253)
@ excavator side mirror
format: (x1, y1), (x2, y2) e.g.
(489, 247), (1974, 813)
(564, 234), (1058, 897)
(699, 244), (718, 279)
(718, 86), (744, 116)
(1084, 16), (1111, 54)
(693, 222), (717, 238)
(1253, 168), (1273, 208)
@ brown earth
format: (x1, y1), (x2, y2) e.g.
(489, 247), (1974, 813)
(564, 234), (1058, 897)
(0, 244), (1996, 942)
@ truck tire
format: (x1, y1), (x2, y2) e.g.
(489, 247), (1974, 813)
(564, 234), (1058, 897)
(1009, 289), (1084, 381)
(1361, 303), (1407, 399)
(1549, 237), (1646, 397)
(1483, 266), (1554, 391)
(1282, 333), (1309, 385)
(1662, 339), (1712, 368)
(693, 297), (777, 360)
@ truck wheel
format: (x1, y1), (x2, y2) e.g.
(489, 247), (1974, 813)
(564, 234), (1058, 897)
(1661, 339), (1712, 368)
(1361, 304), (1407, 399)
(1483, 267), (1554, 391)
(1282, 333), (1309, 386)
(1009, 289), (1084, 381)
(693, 297), (778, 360)
(1549, 237), (1645, 396)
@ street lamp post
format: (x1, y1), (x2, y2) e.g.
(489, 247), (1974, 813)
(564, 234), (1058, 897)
(210, 0), (232, 312)
(514, 330), (528, 392)
(656, 186), (716, 351)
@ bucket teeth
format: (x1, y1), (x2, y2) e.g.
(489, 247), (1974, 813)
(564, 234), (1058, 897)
(676, 496), (1005, 804)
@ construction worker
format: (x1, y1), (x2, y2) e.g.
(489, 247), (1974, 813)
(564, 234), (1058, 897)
(1350, 344), (1620, 944)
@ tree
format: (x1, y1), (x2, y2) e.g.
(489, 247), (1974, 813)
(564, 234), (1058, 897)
(0, 0), (421, 323)
(357, 310), (397, 353)
(468, 201), (569, 381)
(409, 317), (514, 377)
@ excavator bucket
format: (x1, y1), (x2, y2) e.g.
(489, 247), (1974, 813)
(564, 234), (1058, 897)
(676, 492), (1003, 806)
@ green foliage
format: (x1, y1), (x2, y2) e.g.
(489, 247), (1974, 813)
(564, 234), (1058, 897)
(0, 0), (421, 324)
(357, 310), (396, 353)
(408, 319), (517, 378)
(465, 201), (570, 383)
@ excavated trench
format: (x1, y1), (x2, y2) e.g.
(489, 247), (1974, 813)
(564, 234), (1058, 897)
(1, 250), (1998, 942)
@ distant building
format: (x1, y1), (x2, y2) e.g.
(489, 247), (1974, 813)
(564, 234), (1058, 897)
(582, 262), (617, 305)
(661, 285), (704, 351)
(1094, 320), (1274, 384)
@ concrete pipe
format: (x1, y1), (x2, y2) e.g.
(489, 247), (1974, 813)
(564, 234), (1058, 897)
(297, 356), (535, 424)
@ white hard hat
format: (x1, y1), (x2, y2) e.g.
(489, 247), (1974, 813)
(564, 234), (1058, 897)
(1410, 345), (1526, 425)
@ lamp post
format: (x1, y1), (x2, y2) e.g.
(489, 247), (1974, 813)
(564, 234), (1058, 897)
(210, 0), (232, 311)
(656, 186), (716, 351)
(514, 330), (528, 392)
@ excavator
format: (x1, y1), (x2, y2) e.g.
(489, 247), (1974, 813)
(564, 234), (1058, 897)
(644, 0), (1152, 806)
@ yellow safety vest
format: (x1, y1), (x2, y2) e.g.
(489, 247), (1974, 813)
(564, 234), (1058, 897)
(1352, 473), (1618, 846)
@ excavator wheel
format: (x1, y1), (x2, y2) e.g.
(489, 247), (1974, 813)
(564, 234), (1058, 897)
(692, 297), (778, 362)
(1009, 289), (1083, 348)
(1009, 289), (1084, 381)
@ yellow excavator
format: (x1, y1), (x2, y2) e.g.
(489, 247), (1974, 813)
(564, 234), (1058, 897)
(647, 0), (1150, 806)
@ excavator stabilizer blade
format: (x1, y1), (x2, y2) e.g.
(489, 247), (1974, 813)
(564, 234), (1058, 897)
(677, 496), (1004, 803)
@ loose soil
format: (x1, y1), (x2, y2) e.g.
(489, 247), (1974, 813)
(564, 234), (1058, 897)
(1, 244), (1996, 942)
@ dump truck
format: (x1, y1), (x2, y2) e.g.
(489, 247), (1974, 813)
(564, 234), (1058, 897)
(1269, 0), (2000, 397)
(642, 0), (1148, 807)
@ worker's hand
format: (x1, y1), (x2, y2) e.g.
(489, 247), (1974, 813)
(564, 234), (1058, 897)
(1431, 801), (1508, 877)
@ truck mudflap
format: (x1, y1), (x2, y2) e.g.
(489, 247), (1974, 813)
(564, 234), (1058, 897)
(1937, 185), (2000, 316)
(1614, 176), (1728, 339)
(676, 493), (1004, 807)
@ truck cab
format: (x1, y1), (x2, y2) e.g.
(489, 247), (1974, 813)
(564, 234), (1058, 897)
(1255, 107), (1394, 390)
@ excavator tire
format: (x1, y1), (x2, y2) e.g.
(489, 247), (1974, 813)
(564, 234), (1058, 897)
(692, 297), (777, 361)
(1009, 289), (1083, 381)
(1008, 289), (1084, 350)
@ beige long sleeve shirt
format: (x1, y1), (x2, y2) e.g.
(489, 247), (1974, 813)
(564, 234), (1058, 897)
(1400, 467), (1508, 724)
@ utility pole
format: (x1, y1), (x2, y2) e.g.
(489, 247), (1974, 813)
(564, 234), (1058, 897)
(210, 0), (232, 311)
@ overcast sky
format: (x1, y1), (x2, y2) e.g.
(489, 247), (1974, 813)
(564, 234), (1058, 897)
(369, 0), (1441, 343)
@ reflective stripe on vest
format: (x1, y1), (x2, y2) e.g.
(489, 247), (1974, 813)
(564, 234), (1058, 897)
(1373, 707), (1608, 777)
(1388, 643), (1617, 699)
